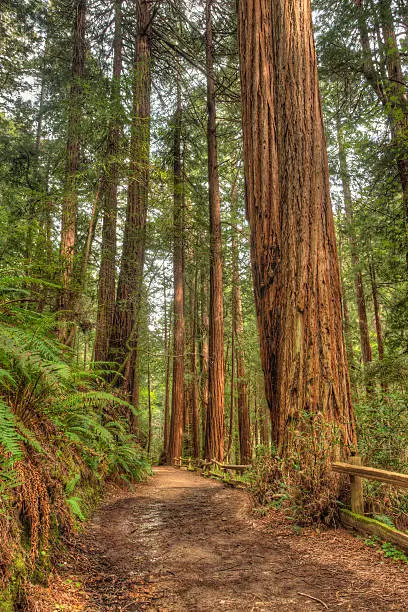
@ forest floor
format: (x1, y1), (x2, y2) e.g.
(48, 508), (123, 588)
(27, 467), (408, 611)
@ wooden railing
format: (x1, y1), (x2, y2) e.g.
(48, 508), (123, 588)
(331, 456), (408, 553)
(174, 454), (408, 552)
(174, 456), (251, 485)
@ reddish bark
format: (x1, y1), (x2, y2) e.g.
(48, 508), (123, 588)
(108, 0), (151, 413)
(58, 0), (87, 346)
(168, 84), (185, 463)
(204, 0), (225, 462)
(94, 0), (123, 363)
(237, 0), (356, 454)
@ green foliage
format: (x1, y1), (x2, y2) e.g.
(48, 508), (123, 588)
(381, 542), (408, 563)
(355, 390), (408, 473)
(0, 286), (150, 591)
(66, 496), (85, 522)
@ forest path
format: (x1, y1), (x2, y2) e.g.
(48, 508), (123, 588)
(47, 467), (407, 611)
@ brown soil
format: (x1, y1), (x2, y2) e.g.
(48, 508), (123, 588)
(32, 467), (407, 611)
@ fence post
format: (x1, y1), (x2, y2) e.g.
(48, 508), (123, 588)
(349, 455), (364, 515)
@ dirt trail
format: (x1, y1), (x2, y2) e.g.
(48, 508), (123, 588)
(44, 467), (407, 611)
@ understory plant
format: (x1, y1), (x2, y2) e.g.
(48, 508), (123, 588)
(0, 283), (150, 596)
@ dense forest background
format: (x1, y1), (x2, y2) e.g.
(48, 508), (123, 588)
(0, 0), (407, 604)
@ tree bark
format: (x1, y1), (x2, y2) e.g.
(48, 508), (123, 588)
(163, 281), (172, 456)
(200, 271), (209, 453)
(336, 119), (372, 366)
(58, 0), (87, 346)
(204, 0), (225, 462)
(231, 177), (251, 464)
(237, 0), (356, 455)
(108, 0), (151, 409)
(369, 260), (385, 361)
(168, 82), (185, 463)
(94, 0), (123, 363)
(190, 265), (200, 459)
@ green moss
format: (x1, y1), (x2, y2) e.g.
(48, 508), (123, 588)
(342, 509), (402, 534)
(0, 588), (14, 612)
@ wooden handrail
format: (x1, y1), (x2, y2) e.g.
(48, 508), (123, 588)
(211, 459), (251, 471)
(332, 462), (408, 489)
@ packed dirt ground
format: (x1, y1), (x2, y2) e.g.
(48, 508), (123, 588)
(27, 467), (407, 611)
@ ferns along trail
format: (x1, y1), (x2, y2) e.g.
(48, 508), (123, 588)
(0, 0), (407, 610)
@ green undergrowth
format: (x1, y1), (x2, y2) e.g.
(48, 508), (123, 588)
(0, 283), (151, 607)
(247, 416), (343, 526)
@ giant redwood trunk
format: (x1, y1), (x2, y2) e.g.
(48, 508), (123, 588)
(108, 0), (151, 409)
(94, 0), (122, 363)
(204, 0), (225, 462)
(237, 0), (356, 454)
(58, 0), (87, 346)
(168, 86), (185, 463)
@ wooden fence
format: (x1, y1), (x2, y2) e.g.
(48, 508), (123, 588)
(173, 454), (408, 552)
(331, 456), (408, 553)
(174, 457), (251, 486)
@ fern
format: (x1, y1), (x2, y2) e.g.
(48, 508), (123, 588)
(66, 496), (85, 521)
(0, 398), (23, 462)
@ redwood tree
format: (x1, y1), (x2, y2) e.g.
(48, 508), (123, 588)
(231, 197), (251, 464)
(94, 0), (123, 363)
(237, 0), (356, 454)
(168, 84), (185, 463)
(58, 0), (87, 346)
(204, 0), (225, 462)
(108, 0), (151, 412)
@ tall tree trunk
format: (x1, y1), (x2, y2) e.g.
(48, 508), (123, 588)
(58, 0), (87, 347)
(355, 0), (408, 261)
(168, 83), (185, 463)
(80, 180), (102, 292)
(226, 323), (235, 462)
(369, 260), (385, 361)
(108, 0), (151, 410)
(163, 282), (172, 456)
(94, 0), (123, 363)
(336, 210), (355, 370)
(237, 0), (356, 455)
(378, 0), (408, 259)
(204, 0), (225, 462)
(147, 338), (152, 456)
(336, 119), (372, 366)
(232, 230), (252, 464)
(200, 271), (209, 453)
(191, 265), (200, 459)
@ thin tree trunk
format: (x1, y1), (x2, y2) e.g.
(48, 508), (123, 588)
(237, 0), (356, 456)
(369, 260), (385, 361)
(230, 172), (252, 464)
(80, 179), (102, 292)
(58, 0), (87, 347)
(191, 265), (200, 459)
(108, 0), (151, 410)
(147, 340), (152, 456)
(355, 0), (408, 261)
(168, 81), (184, 463)
(336, 118), (372, 367)
(232, 235), (252, 464)
(163, 284), (172, 456)
(200, 271), (209, 453)
(226, 322), (234, 462)
(94, 0), (123, 363)
(204, 0), (225, 462)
